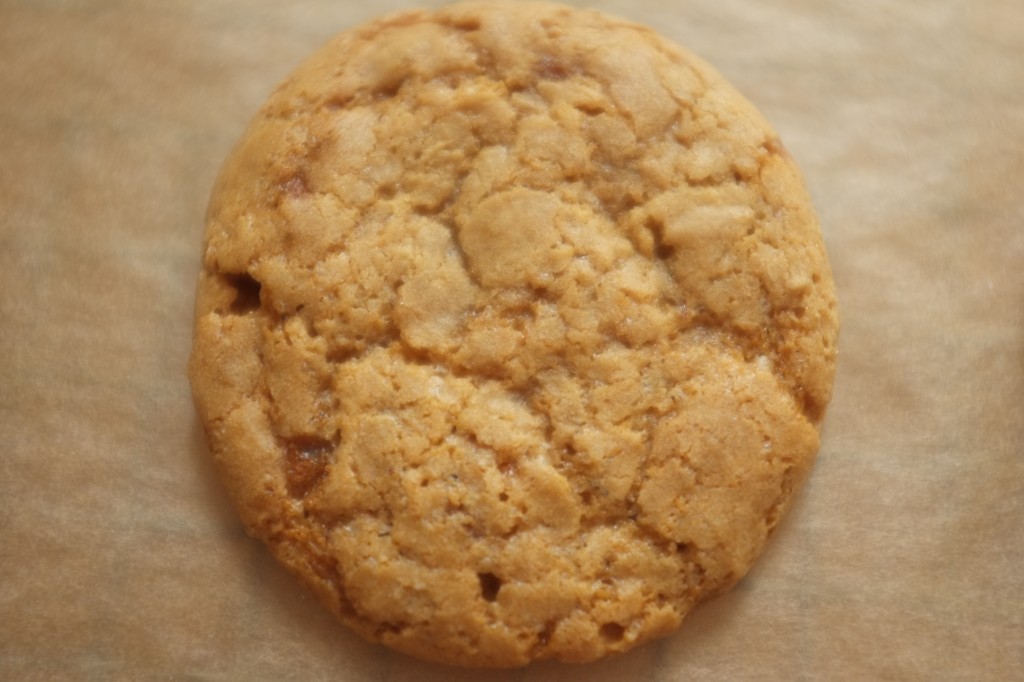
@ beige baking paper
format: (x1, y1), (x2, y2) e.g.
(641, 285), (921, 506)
(1, 1), (1021, 679)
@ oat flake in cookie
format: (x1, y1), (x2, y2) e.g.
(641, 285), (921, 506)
(189, 0), (838, 667)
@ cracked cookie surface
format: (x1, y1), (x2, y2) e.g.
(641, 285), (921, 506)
(189, 0), (838, 668)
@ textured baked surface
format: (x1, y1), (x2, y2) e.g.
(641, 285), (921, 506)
(189, 0), (838, 667)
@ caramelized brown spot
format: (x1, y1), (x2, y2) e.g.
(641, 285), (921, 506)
(478, 572), (502, 602)
(223, 273), (262, 315)
(599, 622), (625, 642)
(538, 619), (557, 646)
(279, 170), (310, 201)
(284, 436), (334, 498)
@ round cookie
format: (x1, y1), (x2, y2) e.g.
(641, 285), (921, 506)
(189, 0), (838, 668)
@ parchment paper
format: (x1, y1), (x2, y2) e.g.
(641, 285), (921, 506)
(2, 1), (1021, 679)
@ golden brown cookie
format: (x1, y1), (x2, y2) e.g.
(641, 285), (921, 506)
(189, 0), (838, 667)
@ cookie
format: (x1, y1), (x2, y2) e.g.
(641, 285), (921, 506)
(189, 0), (838, 667)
